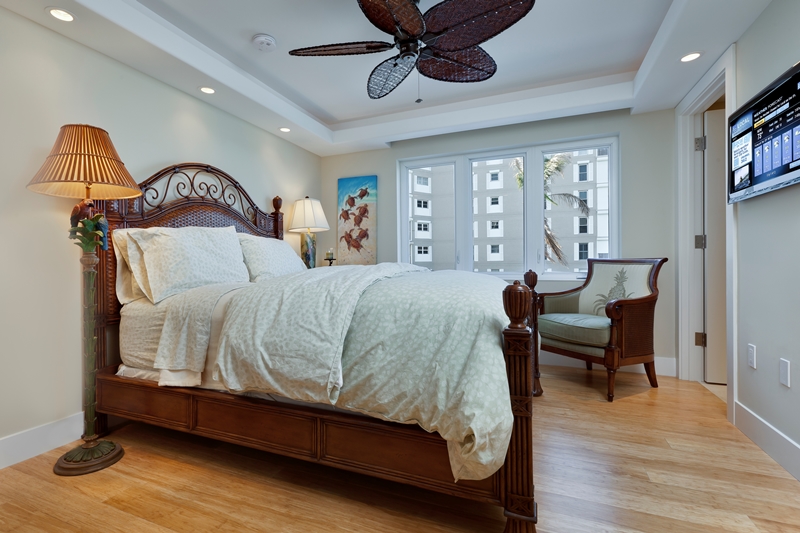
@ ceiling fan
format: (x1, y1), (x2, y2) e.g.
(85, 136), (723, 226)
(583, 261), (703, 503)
(289, 0), (535, 99)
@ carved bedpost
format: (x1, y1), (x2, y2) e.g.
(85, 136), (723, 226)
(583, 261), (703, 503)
(501, 281), (537, 532)
(272, 196), (284, 239)
(524, 271), (543, 397)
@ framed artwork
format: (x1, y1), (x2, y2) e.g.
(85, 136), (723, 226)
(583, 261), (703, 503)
(337, 175), (376, 265)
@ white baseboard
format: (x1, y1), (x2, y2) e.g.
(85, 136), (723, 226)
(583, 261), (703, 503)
(0, 413), (82, 470)
(735, 401), (800, 481)
(540, 350), (677, 377)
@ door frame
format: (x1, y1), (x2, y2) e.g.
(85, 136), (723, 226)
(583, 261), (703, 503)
(675, 44), (737, 422)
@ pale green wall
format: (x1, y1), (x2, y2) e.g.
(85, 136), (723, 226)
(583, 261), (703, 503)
(320, 109), (677, 363)
(734, 0), (800, 444)
(0, 7), (320, 439)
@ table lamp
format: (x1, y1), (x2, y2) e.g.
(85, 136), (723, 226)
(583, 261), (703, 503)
(288, 196), (329, 268)
(27, 124), (142, 476)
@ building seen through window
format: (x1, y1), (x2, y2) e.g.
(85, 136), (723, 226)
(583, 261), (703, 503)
(401, 140), (615, 278)
(544, 145), (610, 274)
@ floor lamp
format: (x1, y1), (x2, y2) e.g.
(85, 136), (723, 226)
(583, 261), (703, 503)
(27, 124), (142, 476)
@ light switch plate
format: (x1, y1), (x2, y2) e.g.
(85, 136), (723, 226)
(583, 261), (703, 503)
(748, 344), (757, 369)
(780, 358), (790, 387)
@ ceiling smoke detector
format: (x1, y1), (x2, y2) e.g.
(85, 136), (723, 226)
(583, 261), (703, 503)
(252, 34), (277, 53)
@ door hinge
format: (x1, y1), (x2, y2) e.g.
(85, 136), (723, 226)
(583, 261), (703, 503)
(695, 136), (707, 151)
(695, 332), (707, 347)
(695, 235), (707, 249)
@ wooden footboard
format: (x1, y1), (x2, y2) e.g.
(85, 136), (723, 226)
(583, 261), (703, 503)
(92, 163), (538, 532)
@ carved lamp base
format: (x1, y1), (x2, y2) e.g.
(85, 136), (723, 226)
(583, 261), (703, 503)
(53, 438), (124, 476)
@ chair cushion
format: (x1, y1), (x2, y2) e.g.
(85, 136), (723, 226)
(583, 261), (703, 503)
(538, 313), (611, 347)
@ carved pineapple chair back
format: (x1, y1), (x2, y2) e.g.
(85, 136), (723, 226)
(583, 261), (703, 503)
(537, 258), (668, 401)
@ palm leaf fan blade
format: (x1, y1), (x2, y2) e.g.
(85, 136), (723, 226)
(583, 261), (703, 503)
(357, 0), (425, 37)
(289, 41), (394, 56)
(367, 54), (416, 99)
(417, 46), (496, 82)
(423, 0), (535, 52)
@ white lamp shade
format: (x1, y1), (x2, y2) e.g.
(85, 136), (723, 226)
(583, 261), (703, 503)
(288, 196), (329, 233)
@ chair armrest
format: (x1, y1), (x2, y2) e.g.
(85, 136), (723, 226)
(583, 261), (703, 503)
(605, 294), (659, 358)
(604, 293), (658, 320)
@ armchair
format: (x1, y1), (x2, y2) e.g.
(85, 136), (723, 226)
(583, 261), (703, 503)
(537, 258), (667, 401)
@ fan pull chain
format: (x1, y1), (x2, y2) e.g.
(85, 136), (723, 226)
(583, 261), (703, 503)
(416, 70), (423, 104)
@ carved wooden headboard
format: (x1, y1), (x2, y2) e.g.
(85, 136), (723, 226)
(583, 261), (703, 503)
(94, 163), (283, 377)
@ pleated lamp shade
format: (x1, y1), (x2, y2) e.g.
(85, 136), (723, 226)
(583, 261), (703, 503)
(288, 196), (329, 233)
(27, 124), (141, 199)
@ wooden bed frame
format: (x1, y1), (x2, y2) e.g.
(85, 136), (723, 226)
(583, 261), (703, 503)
(92, 163), (541, 532)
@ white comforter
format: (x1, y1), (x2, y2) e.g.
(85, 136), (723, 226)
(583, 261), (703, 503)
(154, 264), (514, 481)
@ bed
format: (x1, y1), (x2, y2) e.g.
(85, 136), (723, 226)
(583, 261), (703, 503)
(92, 163), (541, 532)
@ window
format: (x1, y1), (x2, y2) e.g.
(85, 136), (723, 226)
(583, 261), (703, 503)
(487, 243), (504, 261)
(487, 219), (503, 238)
(407, 164), (454, 269)
(414, 198), (432, 216)
(486, 195), (504, 214)
(544, 143), (612, 275)
(578, 164), (588, 182)
(399, 139), (617, 279)
(415, 221), (431, 239)
(415, 245), (432, 263)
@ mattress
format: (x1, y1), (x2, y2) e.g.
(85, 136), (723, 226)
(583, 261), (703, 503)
(120, 287), (243, 390)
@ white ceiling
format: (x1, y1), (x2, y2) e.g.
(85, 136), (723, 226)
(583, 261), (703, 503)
(1, 0), (773, 156)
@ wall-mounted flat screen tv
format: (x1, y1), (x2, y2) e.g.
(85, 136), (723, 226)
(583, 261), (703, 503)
(729, 61), (800, 203)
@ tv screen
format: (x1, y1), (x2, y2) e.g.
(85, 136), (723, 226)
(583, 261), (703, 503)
(729, 61), (800, 203)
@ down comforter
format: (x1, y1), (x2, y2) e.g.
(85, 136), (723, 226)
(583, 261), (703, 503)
(154, 263), (513, 480)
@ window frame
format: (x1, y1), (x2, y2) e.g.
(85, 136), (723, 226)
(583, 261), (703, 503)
(398, 136), (619, 281)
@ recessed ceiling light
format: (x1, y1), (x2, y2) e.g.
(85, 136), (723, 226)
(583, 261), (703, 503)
(681, 52), (702, 63)
(279, 127), (291, 133)
(199, 87), (215, 94)
(47, 7), (74, 22)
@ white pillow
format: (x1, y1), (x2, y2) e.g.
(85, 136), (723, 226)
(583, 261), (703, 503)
(111, 228), (147, 305)
(126, 226), (249, 303)
(238, 233), (307, 282)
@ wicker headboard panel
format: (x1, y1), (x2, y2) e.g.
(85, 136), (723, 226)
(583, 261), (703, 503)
(94, 162), (283, 372)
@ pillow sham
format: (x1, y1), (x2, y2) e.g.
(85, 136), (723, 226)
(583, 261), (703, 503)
(111, 228), (147, 305)
(238, 233), (307, 282)
(126, 226), (249, 303)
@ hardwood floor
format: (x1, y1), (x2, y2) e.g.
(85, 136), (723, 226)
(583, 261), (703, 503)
(2, 366), (799, 532)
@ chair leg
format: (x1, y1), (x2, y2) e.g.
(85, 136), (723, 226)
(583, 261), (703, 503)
(644, 361), (658, 388)
(585, 361), (592, 370)
(606, 369), (616, 402)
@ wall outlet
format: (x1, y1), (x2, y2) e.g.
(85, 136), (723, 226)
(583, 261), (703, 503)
(748, 344), (757, 369)
(780, 358), (791, 387)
